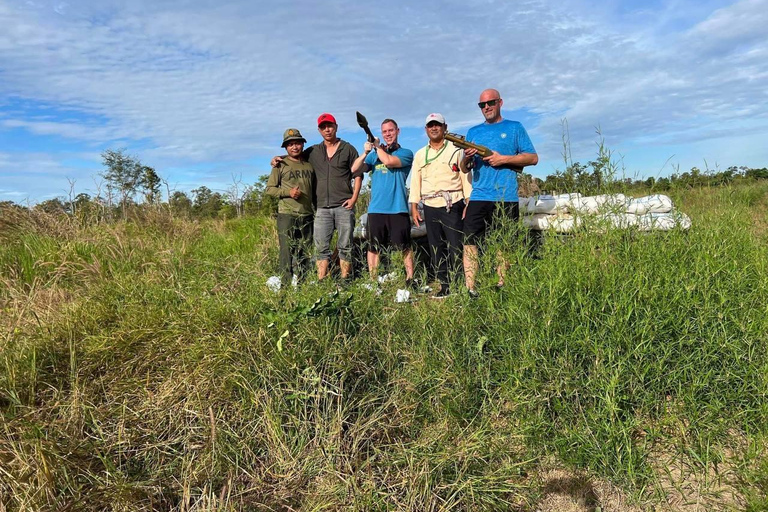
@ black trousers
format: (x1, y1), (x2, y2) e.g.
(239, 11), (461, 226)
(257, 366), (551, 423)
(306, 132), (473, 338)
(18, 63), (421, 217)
(423, 201), (465, 286)
(277, 213), (313, 283)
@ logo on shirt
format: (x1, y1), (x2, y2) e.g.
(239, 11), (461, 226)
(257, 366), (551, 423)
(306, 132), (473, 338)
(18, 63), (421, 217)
(500, 133), (507, 139)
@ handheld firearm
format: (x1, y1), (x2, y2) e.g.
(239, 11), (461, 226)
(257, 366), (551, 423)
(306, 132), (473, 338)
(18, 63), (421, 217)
(356, 111), (400, 152)
(444, 133), (493, 158)
(445, 132), (522, 173)
(356, 111), (376, 143)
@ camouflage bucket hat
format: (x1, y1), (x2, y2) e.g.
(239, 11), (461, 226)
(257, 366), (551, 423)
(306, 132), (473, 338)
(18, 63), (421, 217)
(281, 128), (307, 147)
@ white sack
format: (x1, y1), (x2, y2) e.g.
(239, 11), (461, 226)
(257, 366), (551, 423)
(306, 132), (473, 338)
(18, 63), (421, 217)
(519, 196), (531, 213)
(524, 214), (580, 232)
(625, 194), (674, 215)
(530, 193), (580, 214)
(637, 211), (692, 231)
(571, 193), (627, 214)
(592, 213), (639, 230)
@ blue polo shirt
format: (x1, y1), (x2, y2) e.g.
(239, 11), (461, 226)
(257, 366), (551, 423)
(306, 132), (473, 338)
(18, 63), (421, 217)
(364, 147), (414, 214)
(467, 119), (536, 202)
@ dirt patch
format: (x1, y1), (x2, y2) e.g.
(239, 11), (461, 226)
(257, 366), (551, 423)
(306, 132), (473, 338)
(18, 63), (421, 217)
(536, 466), (643, 512)
(648, 441), (745, 512)
(535, 445), (746, 512)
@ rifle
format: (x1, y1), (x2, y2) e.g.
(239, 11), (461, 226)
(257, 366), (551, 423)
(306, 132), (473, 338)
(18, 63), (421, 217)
(356, 111), (376, 143)
(444, 133), (493, 157)
(444, 132), (522, 173)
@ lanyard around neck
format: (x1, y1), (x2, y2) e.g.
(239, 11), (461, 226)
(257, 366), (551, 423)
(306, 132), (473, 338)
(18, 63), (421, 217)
(425, 141), (447, 165)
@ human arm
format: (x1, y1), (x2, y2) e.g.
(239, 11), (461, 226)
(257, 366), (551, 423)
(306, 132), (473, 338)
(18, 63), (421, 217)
(351, 144), (374, 175)
(270, 147), (312, 168)
(408, 152), (423, 227)
(374, 145), (403, 168)
(265, 167), (287, 198)
(410, 202), (423, 227)
(483, 151), (538, 169)
(343, 175), (363, 210)
(460, 166), (472, 202)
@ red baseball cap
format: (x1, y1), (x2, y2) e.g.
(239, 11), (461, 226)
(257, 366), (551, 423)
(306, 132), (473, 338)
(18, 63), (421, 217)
(317, 113), (337, 126)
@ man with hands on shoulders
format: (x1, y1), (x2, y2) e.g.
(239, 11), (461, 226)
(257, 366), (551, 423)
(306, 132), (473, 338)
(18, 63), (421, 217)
(271, 113), (362, 282)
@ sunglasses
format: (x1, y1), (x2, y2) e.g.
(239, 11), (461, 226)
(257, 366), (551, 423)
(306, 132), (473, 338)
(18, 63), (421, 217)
(478, 99), (500, 108)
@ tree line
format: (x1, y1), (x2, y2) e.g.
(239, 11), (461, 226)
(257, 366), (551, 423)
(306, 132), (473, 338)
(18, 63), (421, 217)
(3, 148), (767, 221)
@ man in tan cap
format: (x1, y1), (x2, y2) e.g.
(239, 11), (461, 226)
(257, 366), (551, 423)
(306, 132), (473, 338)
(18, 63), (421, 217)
(408, 113), (472, 298)
(266, 128), (315, 286)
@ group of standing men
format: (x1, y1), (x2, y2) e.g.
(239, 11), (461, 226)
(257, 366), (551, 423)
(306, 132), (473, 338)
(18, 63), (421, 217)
(265, 88), (538, 298)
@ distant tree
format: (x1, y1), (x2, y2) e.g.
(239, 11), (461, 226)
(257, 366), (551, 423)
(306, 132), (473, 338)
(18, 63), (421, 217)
(169, 191), (193, 217)
(140, 166), (162, 205)
(36, 197), (69, 214)
(746, 167), (768, 180)
(248, 175), (278, 217)
(191, 186), (224, 218)
(101, 149), (143, 219)
(74, 193), (92, 209)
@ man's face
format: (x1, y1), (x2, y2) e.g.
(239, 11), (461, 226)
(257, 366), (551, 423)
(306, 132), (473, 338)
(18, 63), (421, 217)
(285, 140), (304, 158)
(478, 91), (503, 122)
(318, 122), (338, 142)
(381, 122), (399, 146)
(425, 121), (446, 143)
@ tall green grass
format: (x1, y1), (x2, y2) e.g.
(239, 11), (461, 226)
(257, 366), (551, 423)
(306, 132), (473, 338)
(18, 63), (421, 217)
(1, 183), (767, 510)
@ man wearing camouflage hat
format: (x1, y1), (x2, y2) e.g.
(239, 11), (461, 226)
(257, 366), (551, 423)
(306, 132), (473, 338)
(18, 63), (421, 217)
(272, 114), (362, 282)
(266, 128), (316, 286)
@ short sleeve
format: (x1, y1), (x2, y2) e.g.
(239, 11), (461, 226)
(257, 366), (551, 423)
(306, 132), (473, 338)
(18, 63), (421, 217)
(396, 148), (414, 168)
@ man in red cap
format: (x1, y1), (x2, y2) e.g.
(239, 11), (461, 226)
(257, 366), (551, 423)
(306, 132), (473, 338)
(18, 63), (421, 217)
(272, 113), (362, 282)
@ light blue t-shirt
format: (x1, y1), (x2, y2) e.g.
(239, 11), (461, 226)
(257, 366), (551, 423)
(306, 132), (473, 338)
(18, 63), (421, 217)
(467, 119), (536, 202)
(364, 147), (414, 214)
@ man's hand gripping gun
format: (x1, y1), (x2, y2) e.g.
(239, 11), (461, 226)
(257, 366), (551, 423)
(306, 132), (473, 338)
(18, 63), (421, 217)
(445, 133), (522, 173)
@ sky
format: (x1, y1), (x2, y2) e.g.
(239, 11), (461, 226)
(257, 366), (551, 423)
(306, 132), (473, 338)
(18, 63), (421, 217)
(1, 0), (767, 203)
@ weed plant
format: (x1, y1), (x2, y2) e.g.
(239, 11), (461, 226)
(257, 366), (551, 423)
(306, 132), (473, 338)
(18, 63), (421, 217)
(1, 182), (767, 510)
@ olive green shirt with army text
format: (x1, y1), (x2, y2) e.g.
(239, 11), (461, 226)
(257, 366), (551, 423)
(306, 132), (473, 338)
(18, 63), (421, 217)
(265, 158), (315, 216)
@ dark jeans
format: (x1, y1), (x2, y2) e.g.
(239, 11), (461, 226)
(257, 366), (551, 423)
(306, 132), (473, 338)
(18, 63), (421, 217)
(423, 201), (465, 286)
(277, 213), (313, 283)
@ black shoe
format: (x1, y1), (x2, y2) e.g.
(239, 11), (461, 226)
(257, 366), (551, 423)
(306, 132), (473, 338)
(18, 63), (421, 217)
(468, 288), (480, 299)
(405, 278), (420, 291)
(432, 285), (451, 299)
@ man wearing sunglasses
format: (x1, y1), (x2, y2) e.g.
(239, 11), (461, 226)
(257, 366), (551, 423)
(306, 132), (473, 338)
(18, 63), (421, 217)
(461, 89), (538, 297)
(271, 113), (362, 283)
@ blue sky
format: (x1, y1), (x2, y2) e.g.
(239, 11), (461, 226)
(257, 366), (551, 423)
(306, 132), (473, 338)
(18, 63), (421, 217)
(1, 0), (767, 203)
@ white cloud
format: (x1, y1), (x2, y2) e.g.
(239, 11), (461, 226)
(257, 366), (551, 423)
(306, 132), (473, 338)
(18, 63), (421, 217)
(1, 0), (767, 201)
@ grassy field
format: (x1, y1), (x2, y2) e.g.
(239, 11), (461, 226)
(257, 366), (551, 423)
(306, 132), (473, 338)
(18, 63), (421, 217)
(1, 182), (768, 511)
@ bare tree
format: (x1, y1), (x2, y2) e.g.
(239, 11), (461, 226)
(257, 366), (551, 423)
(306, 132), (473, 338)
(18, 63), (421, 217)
(227, 172), (248, 218)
